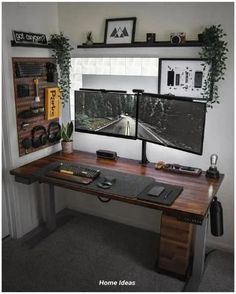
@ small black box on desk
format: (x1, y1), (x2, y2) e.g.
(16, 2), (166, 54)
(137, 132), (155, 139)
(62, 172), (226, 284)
(96, 149), (117, 160)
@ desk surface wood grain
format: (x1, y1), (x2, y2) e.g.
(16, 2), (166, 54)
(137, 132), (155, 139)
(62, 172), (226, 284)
(10, 150), (224, 222)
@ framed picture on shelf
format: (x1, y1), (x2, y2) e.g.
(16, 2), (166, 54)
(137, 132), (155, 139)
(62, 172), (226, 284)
(104, 17), (136, 44)
(158, 58), (209, 99)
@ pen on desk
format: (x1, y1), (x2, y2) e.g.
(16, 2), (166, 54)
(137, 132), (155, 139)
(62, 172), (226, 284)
(164, 190), (172, 199)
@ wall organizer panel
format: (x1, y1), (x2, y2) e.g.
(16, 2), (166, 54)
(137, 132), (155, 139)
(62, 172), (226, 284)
(12, 57), (60, 157)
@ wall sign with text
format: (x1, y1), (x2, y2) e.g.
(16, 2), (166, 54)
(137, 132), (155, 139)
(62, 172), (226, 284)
(45, 87), (61, 120)
(12, 30), (47, 45)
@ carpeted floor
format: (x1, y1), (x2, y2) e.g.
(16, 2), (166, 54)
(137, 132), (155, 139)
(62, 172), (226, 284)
(199, 249), (234, 292)
(2, 211), (234, 292)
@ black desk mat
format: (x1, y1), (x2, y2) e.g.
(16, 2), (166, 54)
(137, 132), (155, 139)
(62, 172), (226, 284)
(138, 182), (183, 206)
(34, 161), (155, 199)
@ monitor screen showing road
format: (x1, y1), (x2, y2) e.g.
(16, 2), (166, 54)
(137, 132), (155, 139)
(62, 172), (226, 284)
(137, 94), (206, 154)
(75, 90), (137, 138)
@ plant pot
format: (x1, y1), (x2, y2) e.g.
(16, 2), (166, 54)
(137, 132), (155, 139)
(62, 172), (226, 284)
(87, 40), (93, 45)
(61, 141), (73, 154)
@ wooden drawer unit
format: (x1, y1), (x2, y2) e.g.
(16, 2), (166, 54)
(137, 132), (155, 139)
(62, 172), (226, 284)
(158, 213), (193, 279)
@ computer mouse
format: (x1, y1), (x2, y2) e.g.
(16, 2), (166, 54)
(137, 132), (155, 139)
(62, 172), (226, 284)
(104, 181), (113, 186)
(104, 176), (116, 185)
(97, 182), (111, 189)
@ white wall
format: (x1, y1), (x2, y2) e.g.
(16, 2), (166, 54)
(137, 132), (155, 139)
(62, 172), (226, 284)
(83, 74), (159, 93)
(2, 3), (66, 238)
(58, 2), (234, 251)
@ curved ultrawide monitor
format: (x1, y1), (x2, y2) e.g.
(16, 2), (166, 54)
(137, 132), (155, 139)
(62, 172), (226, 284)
(75, 90), (137, 139)
(137, 93), (206, 155)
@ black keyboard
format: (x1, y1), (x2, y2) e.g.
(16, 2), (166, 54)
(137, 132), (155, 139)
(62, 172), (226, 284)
(55, 163), (101, 180)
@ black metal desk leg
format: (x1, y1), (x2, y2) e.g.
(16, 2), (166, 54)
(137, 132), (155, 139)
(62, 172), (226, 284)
(183, 216), (208, 292)
(44, 183), (56, 231)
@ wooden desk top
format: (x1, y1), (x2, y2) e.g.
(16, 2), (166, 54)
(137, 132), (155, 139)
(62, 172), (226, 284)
(10, 150), (224, 224)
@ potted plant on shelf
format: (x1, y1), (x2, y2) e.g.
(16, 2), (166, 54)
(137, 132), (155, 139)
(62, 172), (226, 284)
(61, 121), (73, 154)
(199, 24), (228, 108)
(49, 32), (73, 107)
(86, 31), (93, 45)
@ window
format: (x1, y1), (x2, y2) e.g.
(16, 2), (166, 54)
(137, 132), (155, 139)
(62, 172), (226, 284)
(70, 57), (159, 120)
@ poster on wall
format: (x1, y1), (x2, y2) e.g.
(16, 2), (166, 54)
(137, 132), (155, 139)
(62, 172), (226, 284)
(158, 58), (209, 99)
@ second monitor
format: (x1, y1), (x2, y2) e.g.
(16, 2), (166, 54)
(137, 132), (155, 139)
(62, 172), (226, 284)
(137, 93), (206, 155)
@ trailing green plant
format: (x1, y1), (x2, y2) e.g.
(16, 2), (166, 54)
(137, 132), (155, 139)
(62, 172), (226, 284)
(49, 32), (73, 107)
(199, 24), (228, 108)
(61, 121), (73, 142)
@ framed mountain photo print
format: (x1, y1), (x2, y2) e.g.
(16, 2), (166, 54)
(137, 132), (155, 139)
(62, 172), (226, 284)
(104, 17), (136, 44)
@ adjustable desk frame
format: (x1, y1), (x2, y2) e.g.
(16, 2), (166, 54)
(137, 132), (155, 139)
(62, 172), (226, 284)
(10, 150), (223, 291)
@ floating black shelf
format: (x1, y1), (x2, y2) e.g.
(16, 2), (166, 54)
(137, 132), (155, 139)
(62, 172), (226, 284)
(77, 40), (202, 49)
(11, 40), (53, 49)
(18, 109), (45, 119)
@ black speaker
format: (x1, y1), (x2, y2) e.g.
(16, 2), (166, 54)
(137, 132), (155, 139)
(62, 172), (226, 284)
(96, 149), (117, 160)
(46, 62), (57, 83)
(146, 33), (156, 43)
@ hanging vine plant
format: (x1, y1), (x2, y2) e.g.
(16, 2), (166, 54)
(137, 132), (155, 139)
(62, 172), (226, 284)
(199, 24), (228, 108)
(49, 32), (73, 107)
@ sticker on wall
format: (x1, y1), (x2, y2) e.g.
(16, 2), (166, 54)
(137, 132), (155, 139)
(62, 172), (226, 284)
(45, 87), (61, 120)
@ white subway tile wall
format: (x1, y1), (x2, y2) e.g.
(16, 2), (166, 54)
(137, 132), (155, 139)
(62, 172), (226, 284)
(70, 58), (159, 120)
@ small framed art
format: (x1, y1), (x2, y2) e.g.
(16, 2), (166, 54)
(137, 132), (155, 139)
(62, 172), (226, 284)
(158, 58), (210, 99)
(104, 17), (136, 44)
